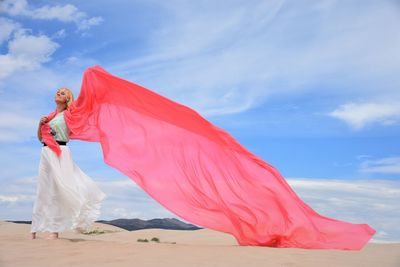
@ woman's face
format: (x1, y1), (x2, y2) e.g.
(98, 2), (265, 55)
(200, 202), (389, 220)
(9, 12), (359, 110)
(55, 89), (68, 104)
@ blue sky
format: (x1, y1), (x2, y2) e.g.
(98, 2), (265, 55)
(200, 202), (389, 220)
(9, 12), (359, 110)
(0, 0), (399, 242)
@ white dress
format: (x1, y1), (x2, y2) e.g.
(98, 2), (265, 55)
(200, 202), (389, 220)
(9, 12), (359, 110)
(30, 111), (107, 233)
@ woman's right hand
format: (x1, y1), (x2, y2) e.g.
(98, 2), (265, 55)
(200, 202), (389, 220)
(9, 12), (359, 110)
(39, 116), (48, 125)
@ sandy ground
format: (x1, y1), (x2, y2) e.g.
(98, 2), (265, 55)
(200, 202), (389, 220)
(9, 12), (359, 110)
(0, 221), (399, 267)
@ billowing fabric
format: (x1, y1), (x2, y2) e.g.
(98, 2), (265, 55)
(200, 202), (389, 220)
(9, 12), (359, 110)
(31, 145), (107, 233)
(62, 65), (375, 250)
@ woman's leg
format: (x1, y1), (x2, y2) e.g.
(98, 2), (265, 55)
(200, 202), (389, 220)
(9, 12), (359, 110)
(46, 232), (59, 240)
(29, 232), (36, 239)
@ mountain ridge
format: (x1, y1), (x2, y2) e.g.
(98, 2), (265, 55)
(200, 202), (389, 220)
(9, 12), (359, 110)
(6, 217), (203, 231)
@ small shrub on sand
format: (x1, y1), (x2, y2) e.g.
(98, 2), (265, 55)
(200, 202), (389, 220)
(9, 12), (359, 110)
(81, 227), (114, 235)
(137, 237), (175, 244)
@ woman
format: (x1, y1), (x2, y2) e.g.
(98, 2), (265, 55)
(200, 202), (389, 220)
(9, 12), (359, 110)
(30, 87), (107, 240)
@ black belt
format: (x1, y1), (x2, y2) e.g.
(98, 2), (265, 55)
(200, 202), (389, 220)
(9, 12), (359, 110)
(43, 141), (67, 146)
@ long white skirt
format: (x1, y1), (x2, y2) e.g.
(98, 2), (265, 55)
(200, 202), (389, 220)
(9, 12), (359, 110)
(30, 145), (107, 233)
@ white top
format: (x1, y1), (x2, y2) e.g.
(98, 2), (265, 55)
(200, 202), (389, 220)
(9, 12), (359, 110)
(48, 111), (70, 142)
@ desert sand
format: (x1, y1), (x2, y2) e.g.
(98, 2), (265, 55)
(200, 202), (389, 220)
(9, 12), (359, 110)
(0, 220), (399, 267)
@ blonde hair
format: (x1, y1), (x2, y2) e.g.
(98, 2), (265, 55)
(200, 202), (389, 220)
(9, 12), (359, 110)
(58, 87), (74, 110)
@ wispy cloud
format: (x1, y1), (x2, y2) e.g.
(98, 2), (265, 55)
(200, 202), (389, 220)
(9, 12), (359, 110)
(0, 97), (56, 143)
(109, 0), (400, 117)
(359, 157), (400, 174)
(0, 111), (37, 142)
(109, 1), (283, 116)
(328, 102), (400, 130)
(0, 0), (103, 31)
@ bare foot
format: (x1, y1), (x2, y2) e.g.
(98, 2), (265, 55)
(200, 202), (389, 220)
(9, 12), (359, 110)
(29, 232), (36, 239)
(46, 232), (59, 240)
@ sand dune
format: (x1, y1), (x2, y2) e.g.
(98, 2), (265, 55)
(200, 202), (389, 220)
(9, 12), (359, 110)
(0, 221), (399, 267)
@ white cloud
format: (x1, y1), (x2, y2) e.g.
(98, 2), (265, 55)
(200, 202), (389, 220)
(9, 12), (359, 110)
(0, 0), (28, 16)
(286, 178), (400, 242)
(106, 207), (142, 219)
(0, 1), (102, 82)
(0, 194), (32, 203)
(0, 30), (59, 80)
(328, 102), (400, 130)
(97, 179), (140, 189)
(287, 178), (400, 197)
(1, 174), (399, 241)
(0, 17), (20, 45)
(0, 0), (103, 31)
(0, 195), (19, 203)
(31, 4), (85, 21)
(8, 32), (58, 61)
(359, 157), (400, 174)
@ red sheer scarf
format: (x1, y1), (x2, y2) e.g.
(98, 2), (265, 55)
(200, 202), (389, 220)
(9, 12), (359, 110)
(42, 65), (375, 250)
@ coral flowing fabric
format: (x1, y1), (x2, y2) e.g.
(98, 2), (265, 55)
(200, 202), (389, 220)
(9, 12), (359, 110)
(62, 65), (375, 250)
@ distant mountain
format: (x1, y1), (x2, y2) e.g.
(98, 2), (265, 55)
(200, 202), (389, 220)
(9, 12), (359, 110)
(7, 218), (203, 231)
(96, 218), (202, 231)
